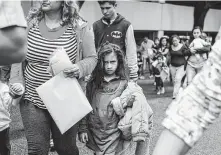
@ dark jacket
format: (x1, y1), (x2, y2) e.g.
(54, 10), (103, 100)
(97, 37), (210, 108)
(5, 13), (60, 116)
(167, 44), (190, 67)
(93, 14), (131, 54)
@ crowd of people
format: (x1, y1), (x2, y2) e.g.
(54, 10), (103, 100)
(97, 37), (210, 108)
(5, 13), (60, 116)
(0, 1), (220, 155)
(137, 26), (212, 98)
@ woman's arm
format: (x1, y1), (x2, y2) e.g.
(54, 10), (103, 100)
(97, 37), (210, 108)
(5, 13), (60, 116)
(76, 25), (98, 79)
(153, 40), (221, 155)
(152, 130), (190, 155)
(0, 1), (27, 65)
(195, 45), (211, 54)
(162, 48), (169, 56)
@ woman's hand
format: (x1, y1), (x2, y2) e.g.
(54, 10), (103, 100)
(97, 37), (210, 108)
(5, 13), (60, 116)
(63, 64), (80, 78)
(79, 132), (88, 143)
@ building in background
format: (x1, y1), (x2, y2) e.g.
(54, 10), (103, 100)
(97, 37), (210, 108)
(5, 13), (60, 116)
(21, 1), (221, 44)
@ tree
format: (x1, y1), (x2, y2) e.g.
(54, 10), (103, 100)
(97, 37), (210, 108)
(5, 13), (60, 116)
(77, 1), (85, 9)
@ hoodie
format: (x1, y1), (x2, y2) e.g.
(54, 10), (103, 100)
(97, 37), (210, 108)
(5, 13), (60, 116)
(93, 14), (138, 80)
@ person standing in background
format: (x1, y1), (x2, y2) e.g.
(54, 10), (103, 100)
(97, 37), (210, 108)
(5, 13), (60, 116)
(139, 36), (155, 79)
(93, 0), (138, 81)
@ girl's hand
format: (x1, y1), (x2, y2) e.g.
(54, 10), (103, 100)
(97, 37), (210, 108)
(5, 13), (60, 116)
(9, 83), (24, 95)
(63, 64), (80, 78)
(79, 132), (88, 143)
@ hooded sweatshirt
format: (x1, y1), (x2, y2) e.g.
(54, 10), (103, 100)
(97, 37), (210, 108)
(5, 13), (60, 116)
(93, 14), (138, 80)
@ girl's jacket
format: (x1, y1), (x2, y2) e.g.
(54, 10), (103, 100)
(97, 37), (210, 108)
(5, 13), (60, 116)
(111, 82), (153, 142)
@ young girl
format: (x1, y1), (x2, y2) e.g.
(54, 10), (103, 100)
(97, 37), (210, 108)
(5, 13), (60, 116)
(0, 81), (24, 155)
(152, 54), (168, 95)
(79, 42), (151, 155)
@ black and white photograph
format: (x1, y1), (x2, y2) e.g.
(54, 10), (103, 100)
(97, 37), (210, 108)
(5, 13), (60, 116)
(0, 0), (221, 155)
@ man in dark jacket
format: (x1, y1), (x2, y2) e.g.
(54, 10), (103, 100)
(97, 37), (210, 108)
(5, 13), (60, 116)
(94, 0), (138, 81)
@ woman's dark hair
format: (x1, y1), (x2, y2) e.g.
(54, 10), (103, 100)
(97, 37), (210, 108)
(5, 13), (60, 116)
(159, 36), (169, 48)
(192, 26), (203, 33)
(190, 26), (203, 42)
(91, 42), (128, 88)
(98, 0), (117, 5)
(170, 35), (180, 45)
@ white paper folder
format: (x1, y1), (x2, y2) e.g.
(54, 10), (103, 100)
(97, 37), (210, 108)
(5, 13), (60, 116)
(36, 73), (92, 134)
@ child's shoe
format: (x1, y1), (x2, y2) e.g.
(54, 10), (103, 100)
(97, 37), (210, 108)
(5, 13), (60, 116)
(139, 76), (145, 80)
(157, 90), (161, 95)
(161, 87), (165, 94)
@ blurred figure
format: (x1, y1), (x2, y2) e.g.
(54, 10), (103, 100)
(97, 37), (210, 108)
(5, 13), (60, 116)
(0, 1), (27, 65)
(140, 36), (155, 79)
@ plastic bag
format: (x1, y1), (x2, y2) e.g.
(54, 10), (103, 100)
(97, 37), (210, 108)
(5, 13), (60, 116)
(48, 47), (73, 76)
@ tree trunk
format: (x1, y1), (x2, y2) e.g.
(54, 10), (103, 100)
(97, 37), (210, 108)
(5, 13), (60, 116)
(77, 1), (85, 9)
(193, 1), (210, 29)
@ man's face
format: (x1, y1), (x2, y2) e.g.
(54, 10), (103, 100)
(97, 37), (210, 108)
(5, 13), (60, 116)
(144, 38), (148, 43)
(99, 2), (117, 20)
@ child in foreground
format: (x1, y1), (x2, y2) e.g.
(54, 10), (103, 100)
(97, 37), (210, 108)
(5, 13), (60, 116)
(0, 79), (24, 155)
(78, 42), (153, 155)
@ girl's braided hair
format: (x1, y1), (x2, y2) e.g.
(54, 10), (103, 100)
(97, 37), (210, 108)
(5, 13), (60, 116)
(92, 41), (128, 88)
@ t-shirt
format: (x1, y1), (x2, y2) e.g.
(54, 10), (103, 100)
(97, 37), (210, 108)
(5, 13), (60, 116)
(140, 40), (154, 57)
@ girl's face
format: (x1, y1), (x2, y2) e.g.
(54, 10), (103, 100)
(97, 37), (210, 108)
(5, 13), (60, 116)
(161, 38), (167, 46)
(158, 57), (163, 63)
(41, 0), (63, 13)
(172, 37), (180, 47)
(155, 39), (160, 46)
(193, 29), (202, 39)
(103, 52), (118, 76)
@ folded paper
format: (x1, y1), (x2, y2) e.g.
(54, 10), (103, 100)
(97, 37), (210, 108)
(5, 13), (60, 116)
(36, 73), (92, 134)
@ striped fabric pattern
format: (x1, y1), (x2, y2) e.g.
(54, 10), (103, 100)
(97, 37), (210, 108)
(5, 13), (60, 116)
(24, 26), (77, 109)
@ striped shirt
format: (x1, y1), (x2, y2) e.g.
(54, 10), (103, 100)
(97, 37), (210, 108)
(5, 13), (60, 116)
(24, 25), (77, 109)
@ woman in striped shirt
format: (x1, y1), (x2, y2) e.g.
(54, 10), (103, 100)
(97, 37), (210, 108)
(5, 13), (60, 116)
(11, 0), (97, 154)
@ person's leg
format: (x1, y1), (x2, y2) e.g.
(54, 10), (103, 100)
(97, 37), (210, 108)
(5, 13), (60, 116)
(155, 76), (161, 94)
(173, 65), (186, 99)
(51, 121), (79, 155)
(0, 128), (10, 155)
(170, 65), (176, 97)
(160, 78), (165, 94)
(186, 64), (196, 86)
(148, 58), (153, 77)
(20, 100), (51, 155)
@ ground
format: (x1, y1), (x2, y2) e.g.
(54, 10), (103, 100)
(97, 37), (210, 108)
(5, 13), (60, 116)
(9, 78), (221, 155)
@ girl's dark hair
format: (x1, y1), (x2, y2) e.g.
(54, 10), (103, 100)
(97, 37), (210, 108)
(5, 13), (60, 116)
(98, 0), (117, 5)
(154, 37), (160, 42)
(192, 26), (203, 33)
(159, 36), (169, 48)
(92, 42), (128, 88)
